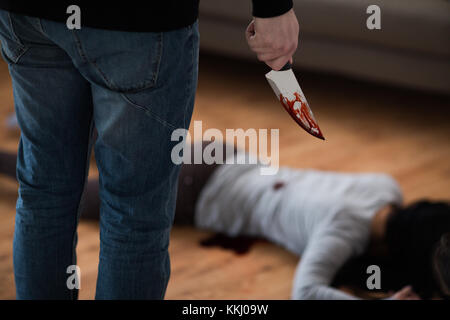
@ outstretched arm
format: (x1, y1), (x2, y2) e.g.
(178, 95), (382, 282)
(292, 232), (360, 300)
(293, 231), (420, 300)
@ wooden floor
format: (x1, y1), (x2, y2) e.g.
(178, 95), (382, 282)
(0, 54), (449, 299)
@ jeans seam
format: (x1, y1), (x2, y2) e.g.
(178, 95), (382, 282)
(36, 18), (46, 36)
(153, 32), (163, 90)
(116, 32), (163, 93)
(120, 93), (177, 130)
(183, 22), (198, 130)
(7, 12), (23, 45)
(69, 114), (95, 300)
(183, 28), (194, 130)
(71, 30), (115, 89)
(1, 43), (27, 64)
(4, 12), (28, 63)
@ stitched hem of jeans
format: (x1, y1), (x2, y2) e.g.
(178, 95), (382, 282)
(120, 93), (177, 130)
(71, 30), (163, 93)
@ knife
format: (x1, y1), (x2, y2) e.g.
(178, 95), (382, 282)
(265, 62), (325, 140)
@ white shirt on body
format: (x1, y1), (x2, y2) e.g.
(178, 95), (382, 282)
(195, 152), (403, 299)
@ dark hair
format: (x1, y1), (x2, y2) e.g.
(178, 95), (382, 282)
(385, 200), (450, 298)
(434, 233), (450, 296)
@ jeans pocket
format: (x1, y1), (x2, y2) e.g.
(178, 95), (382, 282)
(0, 10), (27, 63)
(72, 27), (163, 93)
(118, 23), (199, 130)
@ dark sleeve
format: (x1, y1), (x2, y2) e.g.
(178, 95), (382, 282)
(252, 0), (293, 18)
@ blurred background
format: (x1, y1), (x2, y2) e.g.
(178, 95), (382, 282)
(0, 0), (449, 299)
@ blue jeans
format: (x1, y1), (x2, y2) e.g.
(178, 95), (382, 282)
(0, 10), (199, 299)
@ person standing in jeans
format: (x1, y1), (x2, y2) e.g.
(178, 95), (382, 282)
(0, 1), (299, 299)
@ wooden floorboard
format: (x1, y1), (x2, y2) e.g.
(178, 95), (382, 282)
(0, 54), (449, 299)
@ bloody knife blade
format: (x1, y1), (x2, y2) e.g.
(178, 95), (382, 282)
(265, 62), (325, 140)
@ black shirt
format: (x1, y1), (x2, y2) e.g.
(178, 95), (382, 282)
(0, 0), (293, 32)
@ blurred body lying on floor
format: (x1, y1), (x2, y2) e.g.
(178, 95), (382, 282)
(0, 142), (449, 300)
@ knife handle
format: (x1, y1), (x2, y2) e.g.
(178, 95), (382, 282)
(279, 61), (292, 71)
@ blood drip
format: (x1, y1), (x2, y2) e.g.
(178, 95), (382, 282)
(279, 92), (325, 140)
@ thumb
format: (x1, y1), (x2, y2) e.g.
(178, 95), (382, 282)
(246, 20), (256, 42)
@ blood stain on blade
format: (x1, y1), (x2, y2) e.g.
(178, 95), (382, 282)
(279, 92), (325, 140)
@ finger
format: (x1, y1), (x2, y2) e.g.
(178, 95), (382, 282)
(266, 47), (296, 66)
(247, 36), (275, 52)
(249, 45), (279, 54)
(256, 52), (283, 62)
(257, 51), (294, 63)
